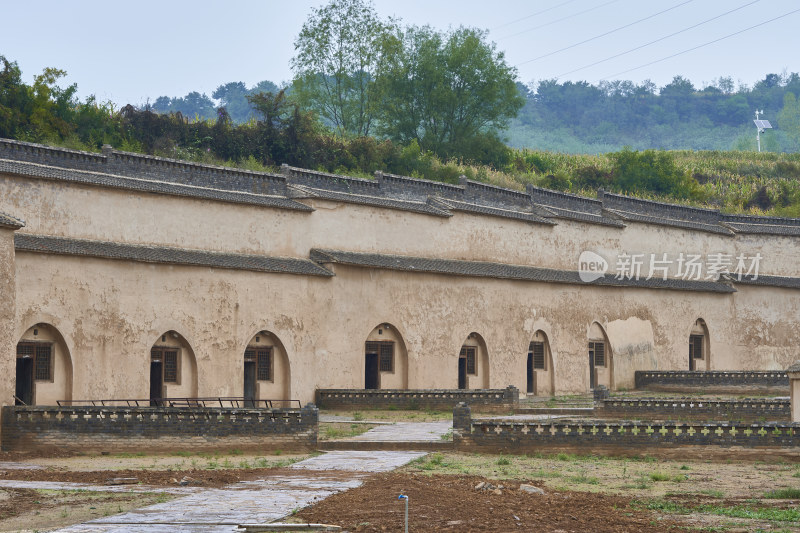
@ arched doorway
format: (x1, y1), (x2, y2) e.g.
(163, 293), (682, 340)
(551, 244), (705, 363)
(364, 323), (408, 390)
(689, 319), (710, 371)
(243, 330), (290, 406)
(527, 330), (554, 396)
(588, 322), (613, 391)
(458, 332), (489, 390)
(149, 331), (197, 405)
(15, 323), (72, 406)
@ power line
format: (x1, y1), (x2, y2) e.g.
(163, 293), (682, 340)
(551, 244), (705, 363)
(556, 0), (760, 78)
(498, 0), (619, 41)
(516, 0), (694, 67)
(601, 7), (800, 80)
(491, 0), (578, 32)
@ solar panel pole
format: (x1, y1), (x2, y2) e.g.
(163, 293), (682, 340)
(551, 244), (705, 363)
(755, 110), (764, 152)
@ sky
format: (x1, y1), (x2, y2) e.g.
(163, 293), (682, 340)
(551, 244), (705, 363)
(2, 0), (799, 107)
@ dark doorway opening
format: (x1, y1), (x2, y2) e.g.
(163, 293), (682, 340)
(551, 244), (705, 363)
(150, 361), (163, 406)
(365, 353), (379, 389)
(15, 357), (33, 406)
(689, 334), (704, 371)
(458, 357), (467, 389)
(526, 352), (535, 394)
(588, 347), (596, 389)
(244, 360), (257, 407)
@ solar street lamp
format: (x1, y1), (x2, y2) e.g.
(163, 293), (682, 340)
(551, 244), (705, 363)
(753, 110), (772, 153)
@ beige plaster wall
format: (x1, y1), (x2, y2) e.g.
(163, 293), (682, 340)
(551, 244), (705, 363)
(0, 227), (16, 408)
(1, 173), (797, 279)
(14, 252), (800, 404)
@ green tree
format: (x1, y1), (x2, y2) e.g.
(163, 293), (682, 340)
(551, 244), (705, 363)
(0, 56), (32, 138)
(608, 148), (699, 199)
(376, 25), (523, 163)
(778, 92), (800, 145)
(291, 0), (398, 137)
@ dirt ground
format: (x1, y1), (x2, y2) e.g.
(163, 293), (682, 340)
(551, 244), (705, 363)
(294, 472), (685, 532)
(0, 487), (171, 532)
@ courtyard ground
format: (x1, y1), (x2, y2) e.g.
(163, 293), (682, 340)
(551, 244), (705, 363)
(0, 401), (798, 532)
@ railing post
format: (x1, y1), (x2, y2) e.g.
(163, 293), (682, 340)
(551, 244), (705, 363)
(452, 402), (472, 446)
(787, 361), (800, 423)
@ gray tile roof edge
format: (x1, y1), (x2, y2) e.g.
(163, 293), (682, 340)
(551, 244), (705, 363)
(603, 208), (736, 236)
(600, 189), (721, 215)
(721, 221), (800, 236)
(546, 206), (627, 228)
(15, 234), (334, 277)
(299, 187), (451, 217)
(309, 248), (736, 293)
(732, 274), (800, 290)
(0, 211), (25, 229)
(0, 158), (314, 212)
(433, 198), (556, 225)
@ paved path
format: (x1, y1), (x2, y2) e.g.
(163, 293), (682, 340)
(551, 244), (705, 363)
(338, 421), (452, 442)
(43, 449), (427, 533)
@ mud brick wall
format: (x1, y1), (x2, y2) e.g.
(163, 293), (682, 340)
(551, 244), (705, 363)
(316, 387), (519, 413)
(635, 371), (789, 393)
(1, 404), (318, 453)
(452, 403), (800, 455)
(597, 398), (791, 422)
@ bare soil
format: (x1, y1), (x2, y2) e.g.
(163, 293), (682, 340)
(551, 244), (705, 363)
(0, 487), (171, 532)
(294, 472), (684, 532)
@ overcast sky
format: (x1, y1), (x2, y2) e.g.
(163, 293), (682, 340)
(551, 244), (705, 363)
(2, 0), (798, 107)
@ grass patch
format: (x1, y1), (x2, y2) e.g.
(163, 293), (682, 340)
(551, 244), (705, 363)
(763, 488), (800, 499)
(320, 423), (375, 440)
(636, 499), (800, 523)
(496, 456), (511, 466)
(649, 472), (671, 482)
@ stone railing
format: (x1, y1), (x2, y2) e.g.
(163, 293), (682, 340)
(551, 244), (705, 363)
(316, 387), (519, 413)
(453, 403), (799, 455)
(598, 397), (790, 421)
(635, 371), (789, 393)
(0, 404), (318, 453)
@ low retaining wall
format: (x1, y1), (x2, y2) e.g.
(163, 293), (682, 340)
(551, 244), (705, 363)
(598, 398), (790, 421)
(1, 404), (318, 453)
(634, 371), (789, 393)
(453, 404), (800, 457)
(316, 387), (518, 413)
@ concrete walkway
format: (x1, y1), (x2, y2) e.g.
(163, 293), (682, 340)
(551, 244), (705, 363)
(42, 449), (427, 532)
(340, 421), (452, 442)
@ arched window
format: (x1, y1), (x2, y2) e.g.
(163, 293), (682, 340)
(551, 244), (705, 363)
(243, 330), (290, 406)
(689, 319), (710, 371)
(15, 323), (72, 406)
(527, 330), (554, 396)
(364, 323), (408, 389)
(150, 331), (197, 405)
(458, 333), (489, 390)
(588, 322), (613, 391)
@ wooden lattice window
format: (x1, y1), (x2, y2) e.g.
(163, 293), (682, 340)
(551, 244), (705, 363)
(257, 348), (272, 381)
(590, 341), (605, 367)
(366, 341), (394, 372)
(163, 350), (178, 382)
(530, 342), (545, 370)
(17, 342), (53, 381)
(152, 347), (180, 384)
(689, 335), (704, 359)
(461, 346), (477, 375)
(246, 347), (272, 381)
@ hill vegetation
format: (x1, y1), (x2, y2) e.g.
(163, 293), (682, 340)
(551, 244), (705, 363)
(2, 0), (800, 219)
